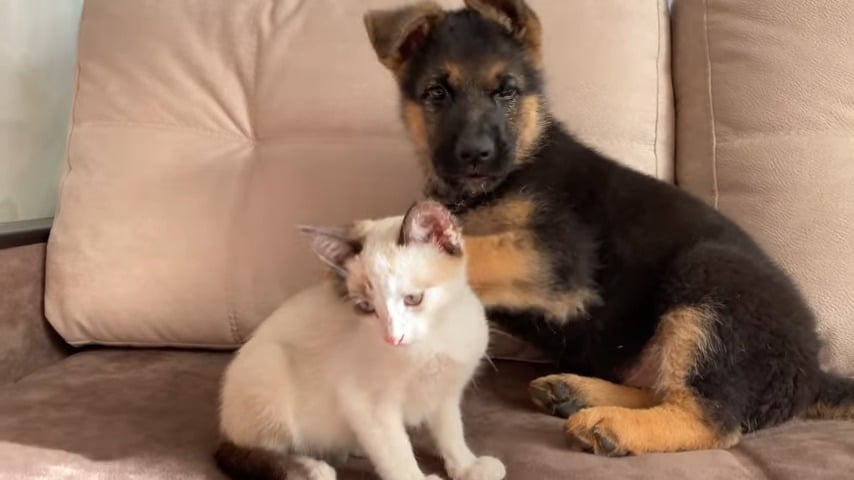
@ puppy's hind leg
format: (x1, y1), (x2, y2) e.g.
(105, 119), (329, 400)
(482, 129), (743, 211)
(562, 240), (816, 455)
(562, 305), (741, 456)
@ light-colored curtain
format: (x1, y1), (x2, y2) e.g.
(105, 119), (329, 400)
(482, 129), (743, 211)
(0, 0), (83, 223)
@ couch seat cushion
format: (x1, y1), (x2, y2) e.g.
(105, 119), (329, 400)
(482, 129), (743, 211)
(0, 350), (852, 479)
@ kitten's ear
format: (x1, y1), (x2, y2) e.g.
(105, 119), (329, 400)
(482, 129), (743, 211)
(464, 0), (541, 59)
(398, 200), (462, 256)
(364, 1), (443, 72)
(298, 225), (361, 278)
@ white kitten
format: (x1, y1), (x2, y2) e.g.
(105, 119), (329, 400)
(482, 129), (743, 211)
(216, 200), (506, 480)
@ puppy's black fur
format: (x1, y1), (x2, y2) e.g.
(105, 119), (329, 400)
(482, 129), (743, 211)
(365, 0), (854, 455)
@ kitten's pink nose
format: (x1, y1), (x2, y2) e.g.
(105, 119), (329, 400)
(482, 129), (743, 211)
(384, 332), (405, 346)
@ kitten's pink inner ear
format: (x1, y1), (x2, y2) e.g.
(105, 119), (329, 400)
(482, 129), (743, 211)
(399, 200), (462, 255)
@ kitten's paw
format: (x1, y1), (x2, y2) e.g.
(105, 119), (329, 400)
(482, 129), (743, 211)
(424, 475), (445, 480)
(455, 456), (506, 480)
(289, 457), (336, 480)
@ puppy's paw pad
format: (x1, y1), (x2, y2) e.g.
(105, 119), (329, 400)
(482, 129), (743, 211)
(564, 410), (630, 457)
(529, 374), (588, 418)
(591, 426), (629, 457)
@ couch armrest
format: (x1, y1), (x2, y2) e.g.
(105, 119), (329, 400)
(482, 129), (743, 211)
(0, 242), (71, 385)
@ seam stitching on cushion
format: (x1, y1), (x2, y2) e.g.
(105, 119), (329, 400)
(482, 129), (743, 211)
(575, 137), (656, 146)
(224, 0), (269, 345)
(653, 0), (662, 180)
(53, 5), (87, 224)
(248, 1), (263, 140)
(702, 0), (720, 209)
(64, 337), (238, 349)
(75, 121), (250, 142)
(716, 130), (854, 141)
(74, 121), (416, 144)
(728, 445), (776, 479)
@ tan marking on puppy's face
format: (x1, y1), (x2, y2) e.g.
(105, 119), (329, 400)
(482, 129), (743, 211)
(443, 61), (464, 90)
(513, 95), (545, 163)
(402, 100), (438, 186)
(403, 100), (430, 153)
(482, 60), (510, 91)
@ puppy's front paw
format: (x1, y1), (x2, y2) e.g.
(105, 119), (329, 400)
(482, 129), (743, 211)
(529, 374), (589, 418)
(455, 456), (506, 480)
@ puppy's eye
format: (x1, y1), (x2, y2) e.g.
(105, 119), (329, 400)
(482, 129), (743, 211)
(424, 85), (448, 102)
(354, 299), (375, 314)
(494, 86), (519, 101)
(403, 293), (424, 307)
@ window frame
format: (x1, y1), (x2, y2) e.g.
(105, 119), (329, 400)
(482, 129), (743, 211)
(0, 218), (52, 250)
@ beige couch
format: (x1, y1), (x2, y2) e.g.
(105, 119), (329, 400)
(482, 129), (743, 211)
(2, 0), (853, 478)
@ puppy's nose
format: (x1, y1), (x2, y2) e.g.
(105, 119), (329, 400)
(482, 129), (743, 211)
(455, 134), (495, 167)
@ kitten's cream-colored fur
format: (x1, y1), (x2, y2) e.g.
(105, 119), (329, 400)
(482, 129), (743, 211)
(217, 201), (505, 480)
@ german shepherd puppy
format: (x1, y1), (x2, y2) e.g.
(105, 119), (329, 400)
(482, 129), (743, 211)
(364, 0), (854, 456)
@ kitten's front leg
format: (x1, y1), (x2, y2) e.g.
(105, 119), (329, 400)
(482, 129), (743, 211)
(345, 399), (438, 480)
(427, 399), (506, 480)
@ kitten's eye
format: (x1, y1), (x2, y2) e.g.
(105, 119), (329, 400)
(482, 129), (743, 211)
(494, 85), (519, 101)
(354, 299), (374, 314)
(424, 85), (448, 102)
(403, 293), (424, 307)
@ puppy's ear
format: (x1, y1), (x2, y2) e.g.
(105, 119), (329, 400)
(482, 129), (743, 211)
(364, 1), (443, 72)
(398, 200), (462, 256)
(298, 225), (361, 278)
(464, 0), (541, 59)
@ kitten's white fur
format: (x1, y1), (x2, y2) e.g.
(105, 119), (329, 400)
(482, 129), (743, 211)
(219, 213), (505, 480)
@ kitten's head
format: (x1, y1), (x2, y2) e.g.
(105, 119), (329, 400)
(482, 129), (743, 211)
(300, 200), (468, 347)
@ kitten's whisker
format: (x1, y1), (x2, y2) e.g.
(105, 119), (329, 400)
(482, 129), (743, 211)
(485, 354), (498, 372)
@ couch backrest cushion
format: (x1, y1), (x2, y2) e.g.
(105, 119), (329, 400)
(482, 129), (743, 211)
(673, 0), (854, 375)
(46, 0), (673, 348)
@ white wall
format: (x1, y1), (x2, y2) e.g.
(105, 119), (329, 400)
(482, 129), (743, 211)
(0, 0), (83, 223)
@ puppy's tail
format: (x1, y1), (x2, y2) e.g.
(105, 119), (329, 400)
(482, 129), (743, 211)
(802, 372), (854, 420)
(214, 439), (290, 480)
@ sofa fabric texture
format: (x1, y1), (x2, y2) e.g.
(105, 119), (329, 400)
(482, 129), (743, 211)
(673, 0), (854, 375)
(0, 244), (69, 386)
(1, 349), (853, 479)
(4, 0), (854, 479)
(44, 0), (673, 347)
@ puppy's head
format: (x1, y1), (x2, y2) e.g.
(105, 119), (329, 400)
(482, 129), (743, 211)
(365, 0), (548, 202)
